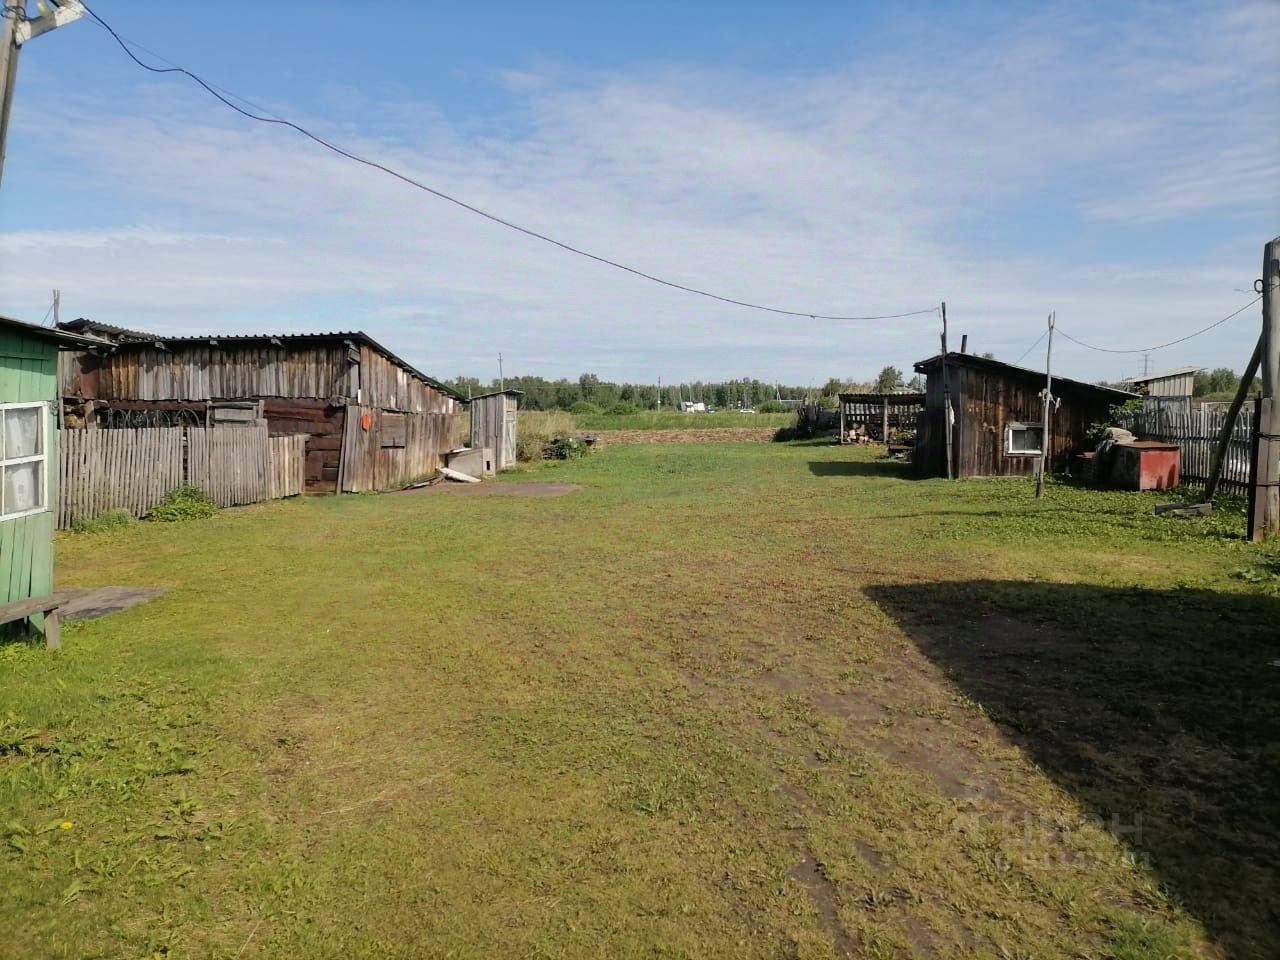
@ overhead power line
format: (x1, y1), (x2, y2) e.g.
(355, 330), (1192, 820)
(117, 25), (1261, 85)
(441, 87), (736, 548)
(1055, 295), (1262, 355)
(80, 2), (937, 323)
(1013, 329), (1047, 366)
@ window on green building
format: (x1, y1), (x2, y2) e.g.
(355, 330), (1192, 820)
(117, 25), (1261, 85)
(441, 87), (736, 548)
(0, 402), (47, 520)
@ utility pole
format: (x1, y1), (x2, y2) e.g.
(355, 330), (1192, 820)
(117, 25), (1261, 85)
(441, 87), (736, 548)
(0, 2), (86, 191)
(1035, 312), (1056, 499)
(497, 352), (504, 393)
(1252, 235), (1280, 539)
(656, 376), (661, 411)
(1143, 353), (1149, 377)
(51, 288), (59, 326)
(940, 302), (953, 479)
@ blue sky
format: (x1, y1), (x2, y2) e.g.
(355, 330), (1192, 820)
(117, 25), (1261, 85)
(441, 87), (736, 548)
(1, 1), (1277, 384)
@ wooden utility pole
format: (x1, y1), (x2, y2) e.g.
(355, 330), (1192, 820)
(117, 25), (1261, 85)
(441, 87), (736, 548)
(497, 353), (504, 393)
(0, 2), (86, 191)
(941, 302), (953, 479)
(1205, 334), (1262, 503)
(0, 3), (20, 190)
(1251, 236), (1280, 539)
(1035, 312), (1055, 499)
(51, 288), (59, 325)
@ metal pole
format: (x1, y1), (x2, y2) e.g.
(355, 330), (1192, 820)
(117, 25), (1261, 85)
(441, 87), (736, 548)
(1035, 312), (1055, 498)
(0, 4), (21, 192)
(941, 302), (953, 479)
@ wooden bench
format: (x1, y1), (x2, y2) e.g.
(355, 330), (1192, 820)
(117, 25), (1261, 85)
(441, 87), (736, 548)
(0, 592), (70, 650)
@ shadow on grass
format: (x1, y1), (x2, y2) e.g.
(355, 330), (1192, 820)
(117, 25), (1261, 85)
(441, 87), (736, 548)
(866, 580), (1280, 959)
(808, 459), (913, 478)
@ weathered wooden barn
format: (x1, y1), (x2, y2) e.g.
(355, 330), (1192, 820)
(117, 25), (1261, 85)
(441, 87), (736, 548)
(57, 321), (465, 493)
(913, 352), (1136, 479)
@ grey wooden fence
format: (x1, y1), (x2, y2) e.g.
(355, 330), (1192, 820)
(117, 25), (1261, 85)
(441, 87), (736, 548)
(268, 435), (306, 499)
(58, 427), (184, 528)
(58, 425), (306, 528)
(1120, 404), (1253, 493)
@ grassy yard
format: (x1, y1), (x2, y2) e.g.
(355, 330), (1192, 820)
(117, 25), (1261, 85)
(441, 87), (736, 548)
(2, 442), (1277, 959)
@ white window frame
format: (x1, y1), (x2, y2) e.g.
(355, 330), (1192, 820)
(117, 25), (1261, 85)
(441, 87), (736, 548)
(1005, 421), (1044, 457)
(0, 401), (50, 521)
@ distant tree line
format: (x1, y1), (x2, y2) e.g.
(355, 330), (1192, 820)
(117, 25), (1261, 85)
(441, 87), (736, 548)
(1193, 367), (1260, 398)
(443, 365), (923, 413)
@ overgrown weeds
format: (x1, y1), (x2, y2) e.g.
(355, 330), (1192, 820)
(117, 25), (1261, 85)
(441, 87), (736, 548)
(148, 485), (218, 522)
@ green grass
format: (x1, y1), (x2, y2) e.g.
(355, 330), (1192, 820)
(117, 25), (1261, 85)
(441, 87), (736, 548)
(1, 442), (1276, 959)
(573, 410), (792, 431)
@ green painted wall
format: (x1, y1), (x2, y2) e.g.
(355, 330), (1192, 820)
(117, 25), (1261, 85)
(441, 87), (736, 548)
(0, 327), (58, 606)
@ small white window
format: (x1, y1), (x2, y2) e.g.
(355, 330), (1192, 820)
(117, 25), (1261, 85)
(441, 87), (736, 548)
(0, 402), (48, 520)
(1006, 422), (1044, 456)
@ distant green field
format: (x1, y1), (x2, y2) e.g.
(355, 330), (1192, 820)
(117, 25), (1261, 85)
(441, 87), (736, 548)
(573, 410), (792, 431)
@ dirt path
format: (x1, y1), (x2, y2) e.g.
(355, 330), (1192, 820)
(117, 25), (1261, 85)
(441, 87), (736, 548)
(591, 427), (777, 444)
(396, 482), (582, 497)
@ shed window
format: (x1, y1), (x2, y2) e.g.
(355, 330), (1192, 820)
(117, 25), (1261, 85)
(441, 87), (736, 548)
(1005, 422), (1043, 456)
(0, 402), (47, 520)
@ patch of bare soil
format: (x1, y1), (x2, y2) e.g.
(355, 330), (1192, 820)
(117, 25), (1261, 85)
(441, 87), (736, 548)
(398, 482), (582, 497)
(592, 428), (777, 444)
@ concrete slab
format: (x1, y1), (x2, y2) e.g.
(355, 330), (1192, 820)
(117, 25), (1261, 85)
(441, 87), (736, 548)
(59, 586), (168, 623)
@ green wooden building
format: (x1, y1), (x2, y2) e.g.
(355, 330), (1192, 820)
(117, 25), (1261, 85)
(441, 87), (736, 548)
(0, 315), (101, 619)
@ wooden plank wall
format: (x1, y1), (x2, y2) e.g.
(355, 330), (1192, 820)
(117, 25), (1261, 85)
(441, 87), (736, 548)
(357, 345), (460, 414)
(62, 342), (361, 402)
(341, 405), (462, 492)
(57, 428), (184, 528)
(267, 435), (307, 499)
(262, 399), (345, 493)
(0, 331), (59, 607)
(917, 365), (1120, 479)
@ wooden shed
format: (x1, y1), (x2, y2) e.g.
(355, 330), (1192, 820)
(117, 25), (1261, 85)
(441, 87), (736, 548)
(468, 390), (520, 472)
(57, 321), (465, 493)
(1128, 366), (1199, 398)
(0, 315), (102, 614)
(913, 352), (1137, 479)
(838, 392), (924, 443)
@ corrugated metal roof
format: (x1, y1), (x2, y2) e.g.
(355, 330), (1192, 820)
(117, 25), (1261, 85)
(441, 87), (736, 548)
(914, 351), (1138, 401)
(1127, 366), (1201, 383)
(1, 315), (111, 348)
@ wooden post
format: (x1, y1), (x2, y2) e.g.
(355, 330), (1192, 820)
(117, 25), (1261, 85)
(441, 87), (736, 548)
(941, 302), (953, 479)
(881, 398), (889, 446)
(1205, 334), (1263, 502)
(1249, 398), (1278, 542)
(1035, 313), (1055, 498)
(0, 3), (20, 191)
(1257, 236), (1280, 538)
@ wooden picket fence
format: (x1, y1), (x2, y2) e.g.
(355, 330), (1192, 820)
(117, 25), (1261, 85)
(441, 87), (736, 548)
(58, 425), (306, 529)
(1120, 404), (1253, 493)
(268, 435), (306, 500)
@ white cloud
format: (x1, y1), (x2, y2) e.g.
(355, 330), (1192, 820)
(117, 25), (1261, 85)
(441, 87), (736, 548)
(0, 3), (1274, 384)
